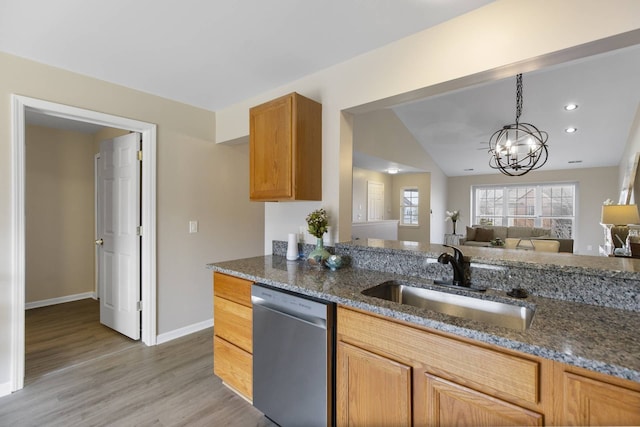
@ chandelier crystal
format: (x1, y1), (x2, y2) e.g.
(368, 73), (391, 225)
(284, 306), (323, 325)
(488, 74), (549, 176)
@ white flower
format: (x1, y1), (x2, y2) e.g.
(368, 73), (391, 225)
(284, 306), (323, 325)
(445, 210), (460, 221)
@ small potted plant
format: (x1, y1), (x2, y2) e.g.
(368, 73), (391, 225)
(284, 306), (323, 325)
(306, 208), (330, 264)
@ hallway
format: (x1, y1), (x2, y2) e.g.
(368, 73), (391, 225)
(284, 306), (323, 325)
(1, 300), (273, 426)
(25, 299), (139, 384)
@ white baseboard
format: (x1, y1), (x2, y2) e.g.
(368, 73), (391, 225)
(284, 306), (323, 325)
(25, 292), (96, 310)
(222, 381), (253, 404)
(156, 318), (213, 345)
(0, 381), (12, 397)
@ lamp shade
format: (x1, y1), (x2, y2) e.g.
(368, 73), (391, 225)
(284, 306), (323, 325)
(601, 204), (640, 225)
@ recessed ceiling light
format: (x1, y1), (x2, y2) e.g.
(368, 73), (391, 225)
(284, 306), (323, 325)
(565, 127), (578, 133)
(387, 168), (399, 174)
(564, 104), (579, 111)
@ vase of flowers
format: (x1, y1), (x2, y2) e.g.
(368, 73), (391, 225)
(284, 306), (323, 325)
(446, 210), (460, 234)
(306, 208), (330, 264)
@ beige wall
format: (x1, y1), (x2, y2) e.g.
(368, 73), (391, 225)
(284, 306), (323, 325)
(392, 173), (431, 243)
(25, 125), (130, 304)
(447, 167), (618, 255)
(353, 109), (447, 242)
(620, 105), (640, 203)
(1, 52), (265, 387)
(25, 125), (96, 303)
(213, 0), (640, 248)
(352, 168), (432, 242)
(352, 167), (393, 223)
(94, 127), (130, 148)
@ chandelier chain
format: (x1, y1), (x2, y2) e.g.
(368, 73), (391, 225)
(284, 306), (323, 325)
(515, 73), (523, 124)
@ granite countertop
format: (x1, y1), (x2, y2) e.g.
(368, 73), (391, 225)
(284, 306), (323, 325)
(343, 239), (640, 278)
(207, 255), (640, 383)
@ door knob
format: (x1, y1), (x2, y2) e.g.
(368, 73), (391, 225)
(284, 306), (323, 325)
(95, 239), (104, 246)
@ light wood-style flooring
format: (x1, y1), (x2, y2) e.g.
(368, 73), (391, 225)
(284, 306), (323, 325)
(0, 299), (274, 426)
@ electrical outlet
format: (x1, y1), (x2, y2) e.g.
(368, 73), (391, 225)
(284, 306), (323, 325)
(189, 220), (198, 233)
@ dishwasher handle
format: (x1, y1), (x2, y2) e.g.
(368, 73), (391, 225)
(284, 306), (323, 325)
(251, 284), (329, 328)
(252, 299), (327, 329)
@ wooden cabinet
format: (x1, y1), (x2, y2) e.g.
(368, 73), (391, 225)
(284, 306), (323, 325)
(213, 272), (253, 400)
(559, 367), (640, 426)
(249, 92), (322, 201)
(337, 305), (640, 426)
(337, 341), (412, 426)
(423, 374), (543, 426)
(336, 306), (548, 427)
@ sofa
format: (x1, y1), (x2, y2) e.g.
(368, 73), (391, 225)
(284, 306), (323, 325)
(461, 225), (574, 253)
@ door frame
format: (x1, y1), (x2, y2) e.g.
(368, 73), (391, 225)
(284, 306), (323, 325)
(10, 94), (158, 392)
(94, 153), (100, 298)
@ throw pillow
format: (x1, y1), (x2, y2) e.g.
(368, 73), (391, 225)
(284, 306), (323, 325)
(466, 226), (477, 241)
(475, 228), (495, 242)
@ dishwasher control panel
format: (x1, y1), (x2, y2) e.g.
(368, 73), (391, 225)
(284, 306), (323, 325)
(251, 284), (329, 321)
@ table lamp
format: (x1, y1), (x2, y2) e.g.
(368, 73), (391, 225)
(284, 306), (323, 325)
(600, 204), (640, 254)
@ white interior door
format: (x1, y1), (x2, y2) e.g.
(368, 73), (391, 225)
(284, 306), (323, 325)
(367, 181), (385, 221)
(97, 133), (141, 340)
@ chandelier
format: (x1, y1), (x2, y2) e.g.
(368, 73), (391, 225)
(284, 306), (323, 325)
(488, 74), (549, 176)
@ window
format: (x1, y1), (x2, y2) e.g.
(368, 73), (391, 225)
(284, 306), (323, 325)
(401, 188), (419, 225)
(473, 183), (576, 238)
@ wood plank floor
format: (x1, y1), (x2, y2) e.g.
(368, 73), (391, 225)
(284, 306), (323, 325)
(24, 299), (140, 384)
(0, 299), (275, 426)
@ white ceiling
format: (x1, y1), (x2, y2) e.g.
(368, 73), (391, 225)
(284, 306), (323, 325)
(382, 44), (640, 176)
(7, 0), (637, 179)
(0, 0), (493, 111)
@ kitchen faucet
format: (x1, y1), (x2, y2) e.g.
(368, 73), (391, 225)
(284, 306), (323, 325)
(437, 245), (471, 287)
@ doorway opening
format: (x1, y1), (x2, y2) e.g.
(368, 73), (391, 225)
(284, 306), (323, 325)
(10, 95), (157, 392)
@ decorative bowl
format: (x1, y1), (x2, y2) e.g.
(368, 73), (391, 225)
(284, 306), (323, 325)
(324, 255), (343, 271)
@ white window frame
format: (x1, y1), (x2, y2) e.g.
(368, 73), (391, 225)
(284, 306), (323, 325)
(400, 187), (419, 227)
(472, 182), (577, 238)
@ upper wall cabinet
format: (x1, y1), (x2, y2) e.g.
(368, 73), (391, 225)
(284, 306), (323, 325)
(250, 92), (322, 201)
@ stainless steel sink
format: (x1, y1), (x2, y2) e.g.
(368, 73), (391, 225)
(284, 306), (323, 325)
(361, 280), (535, 331)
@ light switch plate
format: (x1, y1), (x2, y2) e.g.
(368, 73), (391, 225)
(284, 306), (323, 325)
(189, 220), (198, 233)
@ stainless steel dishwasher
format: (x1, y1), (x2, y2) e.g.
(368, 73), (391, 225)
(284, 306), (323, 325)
(251, 283), (335, 427)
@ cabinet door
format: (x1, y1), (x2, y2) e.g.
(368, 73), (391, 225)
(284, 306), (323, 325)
(213, 336), (253, 400)
(337, 341), (412, 427)
(250, 94), (293, 200)
(563, 372), (640, 426)
(213, 296), (252, 353)
(423, 373), (543, 427)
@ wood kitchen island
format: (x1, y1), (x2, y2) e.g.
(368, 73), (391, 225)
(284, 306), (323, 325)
(208, 240), (640, 426)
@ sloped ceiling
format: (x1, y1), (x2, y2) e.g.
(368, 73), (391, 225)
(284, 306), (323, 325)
(388, 44), (640, 176)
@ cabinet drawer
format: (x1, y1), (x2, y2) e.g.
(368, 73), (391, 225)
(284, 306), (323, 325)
(213, 272), (252, 307)
(338, 307), (540, 405)
(214, 336), (253, 400)
(214, 296), (252, 353)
